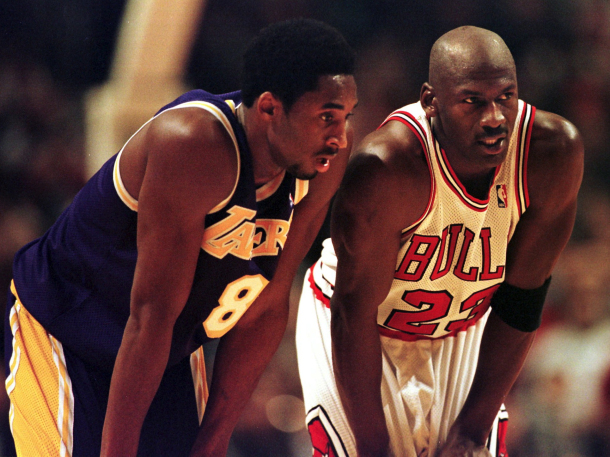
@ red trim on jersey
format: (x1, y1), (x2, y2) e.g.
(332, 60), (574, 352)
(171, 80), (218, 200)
(514, 105), (526, 215)
(514, 103), (535, 216)
(522, 105), (535, 212)
(308, 263), (331, 308)
(309, 419), (340, 457)
(380, 110), (428, 139)
(400, 223), (422, 241)
(434, 141), (495, 213)
(496, 417), (509, 457)
(380, 111), (429, 159)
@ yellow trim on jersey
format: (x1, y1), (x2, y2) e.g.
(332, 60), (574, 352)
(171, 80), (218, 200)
(6, 281), (74, 457)
(293, 179), (309, 204)
(256, 171), (286, 202)
(112, 99), (242, 214)
(190, 347), (209, 425)
(225, 99), (236, 114)
(113, 149), (138, 211)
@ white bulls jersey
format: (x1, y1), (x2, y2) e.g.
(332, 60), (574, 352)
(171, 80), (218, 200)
(296, 100), (535, 457)
(376, 99), (534, 340)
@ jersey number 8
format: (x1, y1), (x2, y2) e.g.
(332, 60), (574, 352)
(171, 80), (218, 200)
(203, 274), (269, 338)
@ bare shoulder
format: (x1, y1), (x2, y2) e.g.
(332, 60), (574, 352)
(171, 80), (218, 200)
(530, 110), (583, 159)
(122, 106), (238, 211)
(335, 119), (430, 228)
(528, 109), (584, 209)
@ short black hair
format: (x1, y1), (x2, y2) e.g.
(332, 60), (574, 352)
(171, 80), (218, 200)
(241, 18), (356, 110)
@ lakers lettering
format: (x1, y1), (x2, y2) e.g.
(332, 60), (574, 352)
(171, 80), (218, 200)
(202, 206), (257, 259)
(253, 219), (290, 257)
(202, 205), (291, 260)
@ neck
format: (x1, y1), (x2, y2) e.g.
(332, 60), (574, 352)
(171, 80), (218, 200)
(430, 117), (496, 200)
(460, 170), (495, 200)
(237, 104), (284, 185)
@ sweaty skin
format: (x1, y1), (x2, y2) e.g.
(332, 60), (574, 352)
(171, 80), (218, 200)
(329, 26), (583, 457)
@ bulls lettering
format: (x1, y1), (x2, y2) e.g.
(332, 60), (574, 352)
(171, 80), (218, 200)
(394, 224), (505, 283)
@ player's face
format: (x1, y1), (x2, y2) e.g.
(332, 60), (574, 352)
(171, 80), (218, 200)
(269, 75), (358, 180)
(429, 66), (518, 176)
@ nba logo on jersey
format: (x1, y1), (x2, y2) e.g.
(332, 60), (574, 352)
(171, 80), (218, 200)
(496, 184), (508, 208)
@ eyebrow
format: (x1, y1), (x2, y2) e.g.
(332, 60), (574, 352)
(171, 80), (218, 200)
(321, 101), (359, 110)
(322, 102), (346, 110)
(457, 83), (517, 97)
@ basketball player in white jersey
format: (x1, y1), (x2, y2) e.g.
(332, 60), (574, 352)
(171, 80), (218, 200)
(296, 26), (583, 457)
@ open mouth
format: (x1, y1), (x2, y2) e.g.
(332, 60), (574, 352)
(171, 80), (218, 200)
(477, 137), (505, 153)
(315, 157), (331, 171)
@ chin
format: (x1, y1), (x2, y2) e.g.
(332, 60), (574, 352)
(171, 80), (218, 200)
(478, 147), (508, 165)
(287, 165), (318, 180)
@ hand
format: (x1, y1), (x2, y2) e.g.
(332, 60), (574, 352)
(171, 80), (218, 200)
(435, 431), (492, 457)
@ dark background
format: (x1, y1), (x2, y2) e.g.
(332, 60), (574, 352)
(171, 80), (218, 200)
(1, 1), (610, 455)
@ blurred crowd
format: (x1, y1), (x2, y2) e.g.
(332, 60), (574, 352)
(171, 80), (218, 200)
(1, 0), (610, 456)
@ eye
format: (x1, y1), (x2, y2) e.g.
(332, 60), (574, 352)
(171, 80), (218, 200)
(463, 97), (479, 104)
(498, 92), (514, 101)
(320, 113), (334, 122)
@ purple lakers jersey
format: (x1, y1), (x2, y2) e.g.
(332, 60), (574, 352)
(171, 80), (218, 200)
(11, 90), (308, 370)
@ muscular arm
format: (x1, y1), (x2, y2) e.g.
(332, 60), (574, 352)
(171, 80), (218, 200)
(439, 111), (584, 454)
(189, 134), (352, 456)
(330, 122), (430, 456)
(101, 108), (236, 456)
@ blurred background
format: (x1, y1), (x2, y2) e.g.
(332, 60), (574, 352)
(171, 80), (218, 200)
(1, 0), (610, 455)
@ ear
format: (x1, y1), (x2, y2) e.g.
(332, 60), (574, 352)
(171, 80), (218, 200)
(420, 83), (438, 118)
(256, 92), (283, 120)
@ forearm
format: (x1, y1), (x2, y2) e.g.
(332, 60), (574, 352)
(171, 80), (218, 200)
(190, 299), (289, 456)
(331, 303), (389, 457)
(452, 310), (535, 444)
(101, 317), (173, 457)
(189, 196), (332, 453)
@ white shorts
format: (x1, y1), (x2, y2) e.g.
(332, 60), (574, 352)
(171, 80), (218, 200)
(295, 263), (508, 457)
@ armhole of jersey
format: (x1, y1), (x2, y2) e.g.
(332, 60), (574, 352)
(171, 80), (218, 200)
(113, 119), (153, 212)
(514, 101), (536, 216)
(112, 101), (241, 214)
(381, 111), (435, 239)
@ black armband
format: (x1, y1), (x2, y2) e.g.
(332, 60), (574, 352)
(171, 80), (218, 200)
(490, 277), (552, 332)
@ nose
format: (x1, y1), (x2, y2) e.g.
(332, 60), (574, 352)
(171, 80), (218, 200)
(481, 101), (505, 129)
(327, 122), (348, 150)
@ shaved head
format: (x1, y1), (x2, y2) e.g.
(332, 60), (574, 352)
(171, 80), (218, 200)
(429, 26), (515, 89)
(420, 26), (520, 180)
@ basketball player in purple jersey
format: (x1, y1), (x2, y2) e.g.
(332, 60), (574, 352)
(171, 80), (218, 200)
(296, 26), (583, 456)
(6, 19), (357, 456)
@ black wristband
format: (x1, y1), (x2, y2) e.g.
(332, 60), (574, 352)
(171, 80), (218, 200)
(490, 277), (552, 332)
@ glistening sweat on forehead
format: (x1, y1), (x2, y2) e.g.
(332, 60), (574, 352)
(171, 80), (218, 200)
(428, 26), (516, 88)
